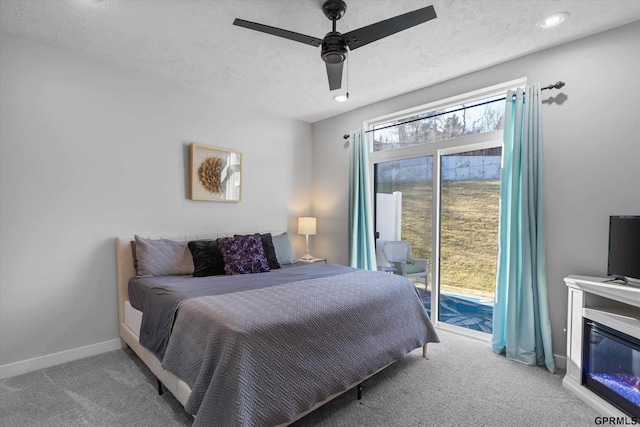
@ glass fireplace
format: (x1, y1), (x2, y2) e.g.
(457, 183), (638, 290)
(583, 319), (640, 418)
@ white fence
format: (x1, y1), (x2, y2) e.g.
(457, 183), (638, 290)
(376, 155), (501, 182)
(441, 155), (501, 181)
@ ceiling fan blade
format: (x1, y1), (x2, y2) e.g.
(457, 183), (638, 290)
(342, 5), (436, 51)
(233, 19), (323, 47)
(326, 62), (344, 90)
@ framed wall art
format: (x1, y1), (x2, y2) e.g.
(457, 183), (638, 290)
(190, 143), (242, 202)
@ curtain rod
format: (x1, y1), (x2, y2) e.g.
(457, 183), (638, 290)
(342, 81), (565, 140)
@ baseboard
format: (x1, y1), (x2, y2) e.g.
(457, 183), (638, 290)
(0, 338), (122, 379)
(553, 353), (567, 372)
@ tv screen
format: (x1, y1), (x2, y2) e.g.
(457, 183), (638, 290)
(608, 215), (640, 282)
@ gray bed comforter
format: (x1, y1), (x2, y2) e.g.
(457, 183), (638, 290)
(133, 264), (359, 359)
(159, 267), (439, 426)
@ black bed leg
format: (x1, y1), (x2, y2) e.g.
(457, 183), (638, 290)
(357, 383), (363, 400)
(157, 378), (164, 395)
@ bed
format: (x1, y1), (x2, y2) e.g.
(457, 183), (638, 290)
(116, 234), (439, 426)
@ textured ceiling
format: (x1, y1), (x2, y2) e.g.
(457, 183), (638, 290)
(1, 0), (639, 123)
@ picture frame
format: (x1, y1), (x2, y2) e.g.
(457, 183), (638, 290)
(189, 143), (242, 202)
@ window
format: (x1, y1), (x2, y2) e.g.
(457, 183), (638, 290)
(371, 94), (505, 152)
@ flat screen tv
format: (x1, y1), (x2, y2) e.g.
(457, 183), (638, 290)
(607, 215), (640, 283)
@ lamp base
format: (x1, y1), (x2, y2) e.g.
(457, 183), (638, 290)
(300, 253), (315, 261)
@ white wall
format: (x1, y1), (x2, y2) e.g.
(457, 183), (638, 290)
(0, 34), (312, 373)
(311, 22), (640, 363)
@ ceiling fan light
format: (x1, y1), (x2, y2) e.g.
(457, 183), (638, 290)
(323, 52), (346, 64)
(538, 12), (569, 28)
(321, 32), (348, 64)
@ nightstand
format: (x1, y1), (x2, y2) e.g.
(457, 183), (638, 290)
(297, 257), (327, 264)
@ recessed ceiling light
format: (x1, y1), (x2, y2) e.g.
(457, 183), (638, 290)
(538, 12), (569, 28)
(333, 94), (349, 102)
(77, 0), (105, 6)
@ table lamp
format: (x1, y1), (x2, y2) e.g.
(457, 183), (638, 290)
(298, 217), (317, 261)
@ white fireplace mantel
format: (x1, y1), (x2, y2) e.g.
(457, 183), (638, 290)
(565, 275), (640, 308)
(563, 275), (640, 417)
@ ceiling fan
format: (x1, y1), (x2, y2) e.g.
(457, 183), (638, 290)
(233, 1), (437, 91)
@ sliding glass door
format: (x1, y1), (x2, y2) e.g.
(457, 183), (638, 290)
(374, 156), (433, 304)
(373, 144), (500, 334)
(438, 146), (501, 333)
(368, 81), (517, 335)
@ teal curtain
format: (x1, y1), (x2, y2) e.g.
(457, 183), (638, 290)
(492, 83), (555, 373)
(348, 129), (377, 270)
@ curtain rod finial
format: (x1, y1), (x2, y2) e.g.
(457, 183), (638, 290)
(542, 81), (565, 90)
(343, 134), (349, 140)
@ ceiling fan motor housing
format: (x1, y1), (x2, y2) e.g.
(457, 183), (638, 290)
(321, 32), (347, 64)
(322, 0), (347, 21)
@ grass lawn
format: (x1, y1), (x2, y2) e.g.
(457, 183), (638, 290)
(390, 179), (499, 299)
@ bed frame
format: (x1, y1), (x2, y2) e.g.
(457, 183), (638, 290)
(115, 235), (427, 425)
(116, 236), (193, 405)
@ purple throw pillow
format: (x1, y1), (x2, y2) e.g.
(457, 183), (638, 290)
(217, 233), (270, 275)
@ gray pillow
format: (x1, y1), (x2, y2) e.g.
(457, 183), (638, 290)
(134, 235), (194, 278)
(272, 232), (294, 265)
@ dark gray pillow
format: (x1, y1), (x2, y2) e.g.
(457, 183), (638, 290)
(130, 241), (138, 274)
(272, 232), (294, 265)
(260, 233), (281, 270)
(134, 235), (194, 278)
(188, 240), (226, 277)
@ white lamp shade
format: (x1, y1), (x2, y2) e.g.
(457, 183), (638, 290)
(298, 217), (317, 235)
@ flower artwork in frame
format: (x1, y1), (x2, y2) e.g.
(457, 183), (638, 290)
(190, 143), (242, 202)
